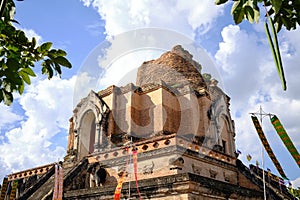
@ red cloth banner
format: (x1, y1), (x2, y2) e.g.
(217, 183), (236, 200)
(57, 165), (63, 200)
(114, 174), (125, 200)
(53, 165), (58, 200)
(53, 164), (63, 200)
(114, 149), (129, 200)
(133, 150), (142, 200)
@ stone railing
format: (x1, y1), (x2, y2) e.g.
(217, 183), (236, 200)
(8, 163), (55, 181)
(87, 134), (235, 166)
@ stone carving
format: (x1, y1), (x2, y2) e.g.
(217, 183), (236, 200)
(67, 117), (75, 153)
(191, 164), (201, 175)
(207, 96), (227, 146)
(209, 169), (218, 179)
(169, 156), (184, 170)
(143, 161), (155, 175)
(117, 165), (128, 177)
(223, 171), (231, 183)
(64, 149), (77, 163)
(72, 174), (86, 190)
(87, 163), (107, 187)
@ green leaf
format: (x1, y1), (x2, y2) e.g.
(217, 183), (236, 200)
(271, 0), (282, 14)
(54, 63), (62, 75)
(2, 90), (13, 106)
(6, 58), (20, 72)
(244, 6), (255, 23)
(215, 0), (228, 5)
(254, 8), (260, 23)
(17, 31), (28, 44)
(0, 89), (3, 104)
(32, 37), (36, 48)
(54, 56), (72, 68)
(21, 67), (36, 77)
(18, 80), (25, 95)
(275, 16), (283, 32)
(231, 1), (245, 24)
(19, 71), (31, 85)
(56, 49), (67, 57)
(3, 81), (12, 92)
(38, 42), (52, 53)
(231, 1), (241, 15)
(47, 66), (53, 79)
(41, 60), (54, 79)
(269, 17), (286, 90)
(4, 71), (23, 85)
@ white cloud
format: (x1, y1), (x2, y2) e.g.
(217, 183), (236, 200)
(215, 24), (300, 180)
(97, 49), (163, 88)
(80, 0), (224, 37)
(292, 176), (300, 188)
(73, 72), (99, 107)
(0, 76), (76, 178)
(0, 105), (23, 129)
(22, 28), (43, 45)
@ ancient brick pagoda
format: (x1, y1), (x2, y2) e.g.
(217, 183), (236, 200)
(2, 45), (294, 199)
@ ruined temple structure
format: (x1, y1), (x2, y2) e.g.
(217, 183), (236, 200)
(2, 45), (294, 199)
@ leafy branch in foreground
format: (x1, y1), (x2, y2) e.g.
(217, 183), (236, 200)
(0, 0), (72, 105)
(215, 0), (300, 90)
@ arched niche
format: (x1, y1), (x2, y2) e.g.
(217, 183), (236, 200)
(78, 110), (96, 160)
(73, 91), (110, 160)
(220, 114), (235, 157)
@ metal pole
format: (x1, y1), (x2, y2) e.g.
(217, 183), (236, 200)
(259, 106), (267, 200)
(250, 106), (272, 200)
(128, 137), (132, 199)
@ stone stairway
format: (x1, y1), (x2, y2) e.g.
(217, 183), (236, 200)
(17, 158), (88, 200)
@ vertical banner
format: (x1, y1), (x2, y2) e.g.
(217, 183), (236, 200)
(132, 150), (142, 200)
(57, 165), (63, 200)
(114, 173), (125, 200)
(53, 164), (63, 200)
(0, 177), (8, 200)
(270, 115), (300, 167)
(251, 115), (288, 180)
(114, 149), (129, 200)
(53, 164), (58, 200)
(9, 180), (18, 200)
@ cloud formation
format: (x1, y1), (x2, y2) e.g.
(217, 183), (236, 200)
(0, 76), (75, 178)
(80, 0), (224, 37)
(215, 24), (300, 182)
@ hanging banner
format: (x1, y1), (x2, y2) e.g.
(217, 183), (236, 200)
(53, 164), (63, 200)
(114, 173), (125, 200)
(57, 165), (63, 200)
(114, 149), (129, 200)
(53, 164), (58, 200)
(132, 150), (142, 200)
(251, 115), (288, 180)
(9, 180), (18, 200)
(270, 115), (300, 167)
(0, 177), (8, 200)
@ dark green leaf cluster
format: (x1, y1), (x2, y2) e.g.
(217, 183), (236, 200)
(216, 0), (300, 32)
(0, 0), (72, 105)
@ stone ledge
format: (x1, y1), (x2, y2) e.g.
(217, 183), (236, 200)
(64, 172), (264, 199)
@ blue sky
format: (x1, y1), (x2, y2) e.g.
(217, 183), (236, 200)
(1, 0), (300, 187)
